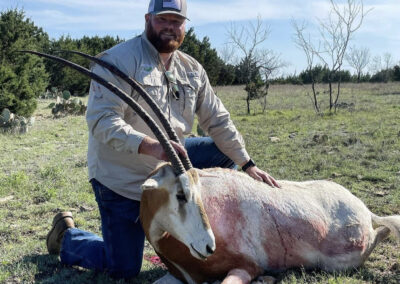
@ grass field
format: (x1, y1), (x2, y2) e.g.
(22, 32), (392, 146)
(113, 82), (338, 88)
(0, 83), (399, 283)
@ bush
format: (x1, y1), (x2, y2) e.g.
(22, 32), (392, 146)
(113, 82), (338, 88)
(0, 9), (49, 117)
(51, 96), (87, 118)
(0, 108), (33, 134)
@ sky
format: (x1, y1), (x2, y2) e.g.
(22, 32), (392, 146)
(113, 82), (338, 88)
(1, 0), (399, 76)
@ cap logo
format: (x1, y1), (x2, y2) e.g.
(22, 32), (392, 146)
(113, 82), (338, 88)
(162, 0), (181, 10)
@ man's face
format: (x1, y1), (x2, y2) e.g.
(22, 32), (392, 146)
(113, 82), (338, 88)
(145, 13), (186, 53)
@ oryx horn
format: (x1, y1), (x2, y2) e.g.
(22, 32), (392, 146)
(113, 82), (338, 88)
(20, 50), (186, 176)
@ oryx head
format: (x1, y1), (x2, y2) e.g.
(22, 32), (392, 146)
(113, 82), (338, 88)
(141, 164), (215, 260)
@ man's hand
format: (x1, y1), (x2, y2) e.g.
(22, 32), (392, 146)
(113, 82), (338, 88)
(245, 166), (280, 188)
(138, 136), (187, 161)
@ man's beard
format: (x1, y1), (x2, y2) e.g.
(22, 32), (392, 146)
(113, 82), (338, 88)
(146, 22), (185, 53)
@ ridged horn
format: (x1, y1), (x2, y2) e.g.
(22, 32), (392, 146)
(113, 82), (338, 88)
(56, 49), (193, 170)
(20, 50), (186, 176)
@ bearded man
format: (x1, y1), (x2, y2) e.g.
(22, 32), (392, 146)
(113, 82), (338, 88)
(46, 0), (278, 279)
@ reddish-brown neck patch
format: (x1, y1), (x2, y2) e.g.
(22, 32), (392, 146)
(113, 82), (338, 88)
(140, 188), (169, 239)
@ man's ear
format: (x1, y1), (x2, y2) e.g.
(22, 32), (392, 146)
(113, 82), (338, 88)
(145, 13), (151, 23)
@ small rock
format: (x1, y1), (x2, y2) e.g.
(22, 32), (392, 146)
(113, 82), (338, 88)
(313, 134), (328, 143)
(79, 205), (94, 212)
(269, 137), (280, 143)
(0, 195), (14, 203)
(289, 133), (297, 139)
(253, 276), (277, 284)
(375, 191), (387, 197)
(331, 172), (342, 178)
(357, 175), (363, 181)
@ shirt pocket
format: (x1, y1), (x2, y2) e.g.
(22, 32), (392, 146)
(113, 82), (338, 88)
(178, 77), (200, 118)
(135, 70), (163, 104)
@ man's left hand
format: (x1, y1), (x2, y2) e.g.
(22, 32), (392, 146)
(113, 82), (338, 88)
(245, 166), (280, 188)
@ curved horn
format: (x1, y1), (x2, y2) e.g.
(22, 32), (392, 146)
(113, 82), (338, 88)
(56, 50), (193, 170)
(20, 50), (186, 176)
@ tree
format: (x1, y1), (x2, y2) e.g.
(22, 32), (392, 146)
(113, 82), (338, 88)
(46, 35), (124, 96)
(369, 53), (395, 82)
(227, 16), (285, 114)
(293, 0), (370, 113)
(369, 55), (382, 74)
(382, 52), (394, 82)
(0, 9), (49, 117)
(293, 21), (321, 113)
(180, 28), (230, 86)
(345, 46), (370, 82)
(393, 65), (400, 81)
(217, 63), (236, 86)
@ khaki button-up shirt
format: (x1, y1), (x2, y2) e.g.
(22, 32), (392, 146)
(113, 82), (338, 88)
(86, 32), (250, 200)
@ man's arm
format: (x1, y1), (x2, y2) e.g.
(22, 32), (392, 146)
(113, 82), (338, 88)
(86, 56), (147, 155)
(138, 136), (187, 161)
(195, 68), (279, 187)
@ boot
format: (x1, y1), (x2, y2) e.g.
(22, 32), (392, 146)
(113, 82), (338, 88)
(46, 212), (75, 255)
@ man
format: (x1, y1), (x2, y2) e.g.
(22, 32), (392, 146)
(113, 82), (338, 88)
(46, 0), (279, 279)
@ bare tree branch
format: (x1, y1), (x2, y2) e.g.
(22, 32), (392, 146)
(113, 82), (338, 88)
(345, 46), (370, 82)
(226, 15), (284, 114)
(293, 0), (370, 113)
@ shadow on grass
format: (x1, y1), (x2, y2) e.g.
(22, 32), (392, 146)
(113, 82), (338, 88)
(20, 254), (166, 284)
(15, 254), (400, 283)
(278, 265), (400, 284)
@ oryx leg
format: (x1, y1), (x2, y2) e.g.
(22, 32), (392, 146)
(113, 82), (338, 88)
(221, 268), (252, 284)
(362, 226), (391, 262)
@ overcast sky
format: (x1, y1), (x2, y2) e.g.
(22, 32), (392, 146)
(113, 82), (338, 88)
(1, 0), (399, 75)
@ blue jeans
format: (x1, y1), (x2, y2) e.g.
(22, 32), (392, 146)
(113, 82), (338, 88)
(60, 136), (235, 278)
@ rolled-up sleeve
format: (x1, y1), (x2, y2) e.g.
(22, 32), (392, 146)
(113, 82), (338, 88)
(196, 68), (250, 166)
(86, 55), (147, 154)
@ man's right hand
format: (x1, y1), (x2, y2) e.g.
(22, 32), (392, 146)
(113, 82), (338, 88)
(138, 136), (187, 161)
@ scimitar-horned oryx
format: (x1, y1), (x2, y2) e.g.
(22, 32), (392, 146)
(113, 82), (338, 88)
(22, 50), (400, 284)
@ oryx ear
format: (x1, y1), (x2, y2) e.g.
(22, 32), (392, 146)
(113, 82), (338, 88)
(141, 164), (175, 191)
(141, 178), (159, 190)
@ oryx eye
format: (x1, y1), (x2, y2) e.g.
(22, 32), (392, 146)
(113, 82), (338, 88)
(176, 193), (187, 204)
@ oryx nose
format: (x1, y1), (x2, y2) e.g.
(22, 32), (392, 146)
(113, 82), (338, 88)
(206, 244), (215, 255)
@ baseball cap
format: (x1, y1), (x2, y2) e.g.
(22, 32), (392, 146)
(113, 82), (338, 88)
(148, 0), (188, 20)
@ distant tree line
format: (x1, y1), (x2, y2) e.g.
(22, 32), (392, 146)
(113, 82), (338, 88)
(45, 35), (124, 96)
(272, 64), (400, 85)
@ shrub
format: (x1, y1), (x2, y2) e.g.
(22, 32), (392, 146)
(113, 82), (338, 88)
(0, 9), (49, 117)
(0, 108), (33, 134)
(51, 96), (87, 118)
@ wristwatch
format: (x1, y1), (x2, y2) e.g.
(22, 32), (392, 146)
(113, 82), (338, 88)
(242, 159), (256, 172)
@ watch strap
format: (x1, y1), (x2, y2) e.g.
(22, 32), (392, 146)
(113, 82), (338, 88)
(242, 159), (256, 172)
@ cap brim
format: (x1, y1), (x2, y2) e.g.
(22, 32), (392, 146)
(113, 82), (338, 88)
(152, 10), (189, 21)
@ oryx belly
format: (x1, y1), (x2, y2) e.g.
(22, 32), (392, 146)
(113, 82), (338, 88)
(200, 169), (374, 272)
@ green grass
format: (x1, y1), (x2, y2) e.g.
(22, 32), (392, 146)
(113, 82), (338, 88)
(1, 83), (400, 283)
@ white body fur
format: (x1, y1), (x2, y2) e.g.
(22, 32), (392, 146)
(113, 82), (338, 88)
(144, 167), (400, 284)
